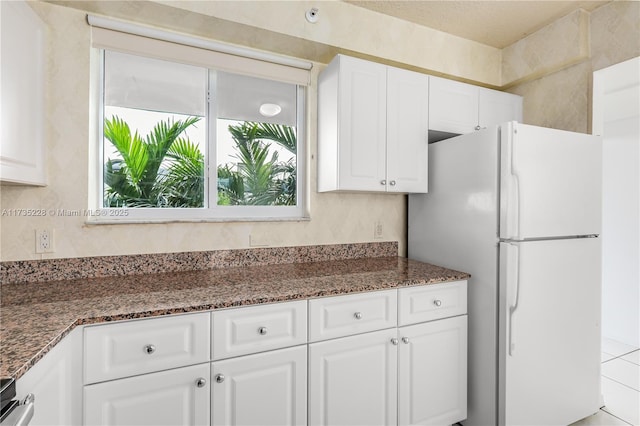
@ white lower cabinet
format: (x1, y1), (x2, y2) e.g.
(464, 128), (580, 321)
(309, 317), (467, 426)
(15, 327), (83, 425)
(212, 346), (307, 426)
(79, 281), (467, 426)
(309, 281), (468, 426)
(84, 363), (211, 426)
(308, 328), (398, 426)
(398, 316), (467, 426)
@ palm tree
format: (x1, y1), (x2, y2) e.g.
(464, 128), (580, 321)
(103, 115), (202, 207)
(218, 122), (297, 206)
(163, 137), (205, 207)
(103, 116), (294, 208)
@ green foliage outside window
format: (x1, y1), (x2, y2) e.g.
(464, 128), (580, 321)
(103, 116), (296, 208)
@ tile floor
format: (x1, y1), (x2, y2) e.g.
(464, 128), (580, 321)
(571, 337), (640, 426)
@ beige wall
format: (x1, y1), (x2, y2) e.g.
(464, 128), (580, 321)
(1, 1), (637, 262)
(505, 1), (640, 132)
(0, 1), (412, 261)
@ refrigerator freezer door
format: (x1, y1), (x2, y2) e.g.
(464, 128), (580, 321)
(500, 122), (602, 240)
(498, 238), (601, 426)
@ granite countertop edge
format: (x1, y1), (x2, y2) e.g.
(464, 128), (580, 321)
(1, 256), (470, 380)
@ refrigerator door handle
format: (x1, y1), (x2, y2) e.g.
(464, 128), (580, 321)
(506, 242), (521, 356)
(501, 122), (521, 240)
(510, 125), (521, 240)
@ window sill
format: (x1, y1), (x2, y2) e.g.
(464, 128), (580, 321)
(85, 215), (311, 225)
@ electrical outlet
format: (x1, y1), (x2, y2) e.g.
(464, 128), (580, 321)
(374, 221), (383, 239)
(35, 229), (54, 253)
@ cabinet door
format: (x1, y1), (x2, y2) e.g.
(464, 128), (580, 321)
(212, 346), (306, 426)
(16, 327), (82, 425)
(84, 363), (210, 426)
(428, 76), (479, 135)
(309, 328), (398, 426)
(386, 67), (429, 193)
(0, 0), (46, 185)
(478, 88), (523, 129)
(398, 316), (467, 426)
(337, 55), (387, 191)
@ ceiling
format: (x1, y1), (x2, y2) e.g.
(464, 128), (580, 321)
(345, 1), (609, 48)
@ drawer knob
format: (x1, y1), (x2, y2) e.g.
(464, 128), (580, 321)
(215, 374), (225, 383)
(196, 378), (206, 388)
(391, 338), (399, 346)
(380, 180), (387, 186)
(354, 312), (363, 320)
(389, 180), (396, 186)
(402, 337), (410, 344)
(433, 299), (442, 307)
(144, 344), (156, 355)
(258, 326), (268, 335)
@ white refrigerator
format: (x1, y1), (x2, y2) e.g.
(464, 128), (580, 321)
(408, 122), (602, 426)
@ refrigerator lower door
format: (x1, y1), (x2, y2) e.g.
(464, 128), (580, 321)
(498, 238), (601, 426)
(499, 122), (602, 240)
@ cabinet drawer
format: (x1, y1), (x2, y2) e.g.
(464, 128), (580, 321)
(212, 300), (307, 360)
(308, 289), (397, 342)
(84, 312), (210, 384)
(398, 280), (467, 326)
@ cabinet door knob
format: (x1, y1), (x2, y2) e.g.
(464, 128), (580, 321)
(144, 344), (156, 355)
(475, 125), (481, 131)
(389, 180), (396, 186)
(215, 374), (225, 383)
(402, 337), (410, 344)
(258, 326), (268, 335)
(390, 338), (399, 345)
(380, 180), (387, 185)
(433, 299), (442, 307)
(354, 312), (363, 320)
(196, 378), (207, 388)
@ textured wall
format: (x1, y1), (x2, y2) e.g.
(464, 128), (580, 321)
(506, 1), (640, 132)
(509, 62), (591, 133)
(590, 1), (640, 72)
(502, 10), (590, 87)
(156, 0), (503, 86)
(3, 1), (637, 261)
(0, 2), (407, 261)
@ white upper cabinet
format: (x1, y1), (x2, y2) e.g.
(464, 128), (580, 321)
(429, 75), (522, 140)
(0, 0), (46, 185)
(386, 67), (429, 193)
(479, 87), (523, 129)
(317, 55), (428, 193)
(428, 77), (479, 135)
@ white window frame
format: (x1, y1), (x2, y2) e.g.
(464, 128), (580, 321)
(87, 18), (310, 223)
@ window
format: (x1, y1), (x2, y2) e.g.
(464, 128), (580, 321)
(90, 20), (309, 221)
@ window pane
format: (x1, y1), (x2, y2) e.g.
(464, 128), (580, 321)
(102, 51), (207, 208)
(215, 72), (298, 206)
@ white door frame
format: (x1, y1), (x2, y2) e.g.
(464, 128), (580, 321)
(593, 56), (640, 348)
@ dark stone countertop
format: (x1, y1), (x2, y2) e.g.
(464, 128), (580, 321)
(0, 256), (469, 380)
